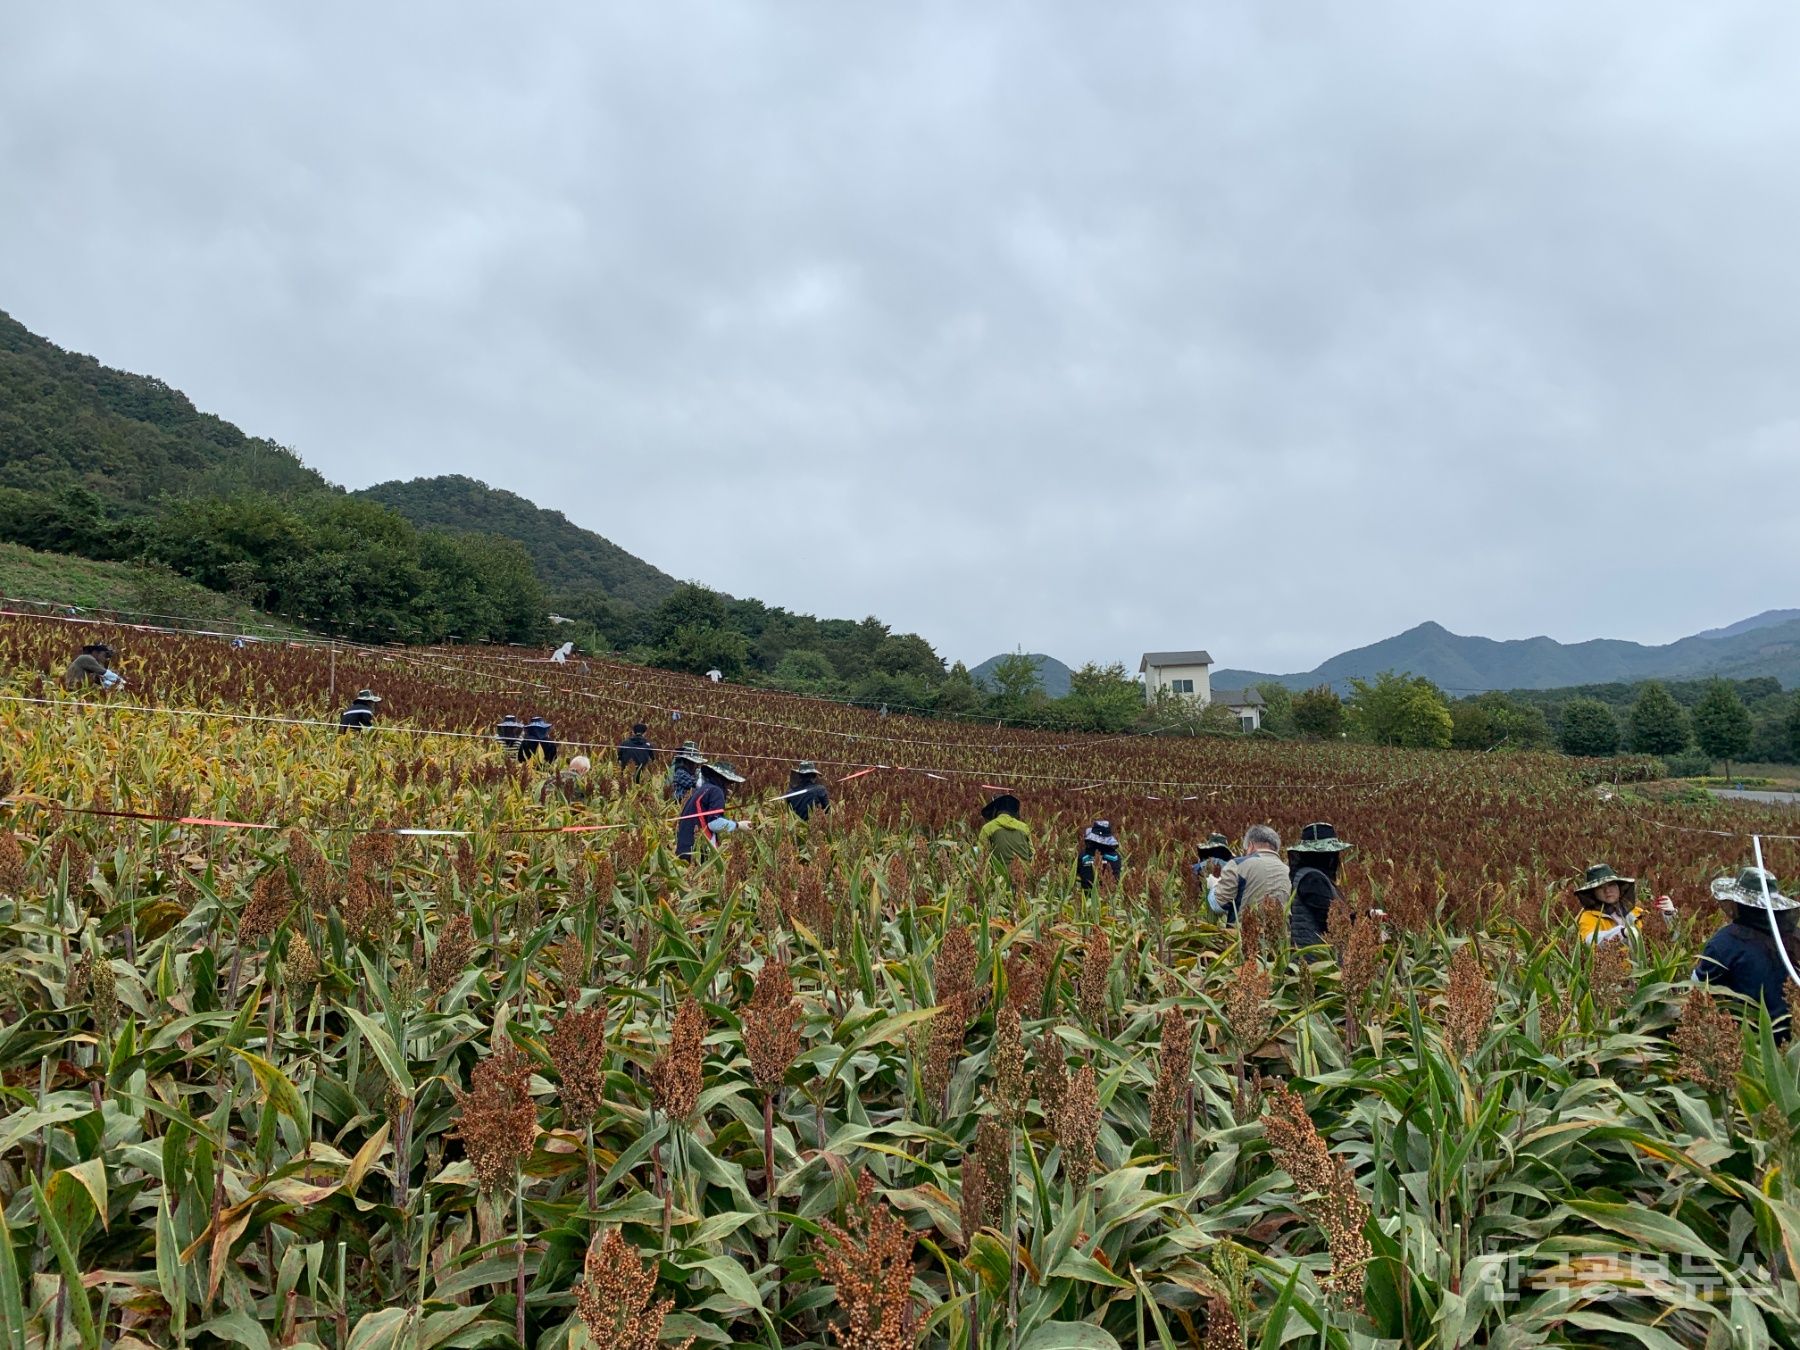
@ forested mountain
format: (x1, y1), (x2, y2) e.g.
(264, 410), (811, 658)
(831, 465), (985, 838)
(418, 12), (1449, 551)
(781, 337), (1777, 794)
(1214, 617), (1800, 693)
(0, 309), (326, 502)
(357, 475), (678, 609)
(970, 652), (1075, 698)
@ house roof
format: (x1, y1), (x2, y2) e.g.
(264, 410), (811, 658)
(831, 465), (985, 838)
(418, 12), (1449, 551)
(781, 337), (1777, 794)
(1210, 687), (1265, 708)
(1138, 650), (1213, 672)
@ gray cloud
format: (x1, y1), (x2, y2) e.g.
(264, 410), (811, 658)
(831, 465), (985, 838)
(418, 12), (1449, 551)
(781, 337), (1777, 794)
(4, 2), (1798, 673)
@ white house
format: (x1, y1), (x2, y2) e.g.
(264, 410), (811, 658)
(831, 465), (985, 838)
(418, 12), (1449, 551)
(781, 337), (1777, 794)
(1139, 650), (1213, 704)
(1139, 651), (1265, 730)
(1210, 688), (1266, 732)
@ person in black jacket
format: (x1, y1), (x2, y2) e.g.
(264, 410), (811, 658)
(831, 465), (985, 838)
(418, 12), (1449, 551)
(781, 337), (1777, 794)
(517, 716), (558, 763)
(339, 689), (381, 734)
(618, 723), (655, 780)
(786, 761), (830, 821)
(1695, 866), (1798, 1041)
(495, 714), (524, 752)
(1075, 821), (1122, 891)
(1286, 822), (1351, 949)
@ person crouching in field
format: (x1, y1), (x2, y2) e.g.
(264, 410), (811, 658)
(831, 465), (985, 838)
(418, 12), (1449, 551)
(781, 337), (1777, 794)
(676, 760), (745, 860)
(1572, 863), (1675, 945)
(540, 755), (592, 804)
(786, 761), (830, 821)
(64, 643), (120, 691)
(339, 688), (380, 733)
(1076, 820), (1121, 891)
(1207, 825), (1288, 925)
(1695, 866), (1798, 1040)
(978, 794), (1032, 868)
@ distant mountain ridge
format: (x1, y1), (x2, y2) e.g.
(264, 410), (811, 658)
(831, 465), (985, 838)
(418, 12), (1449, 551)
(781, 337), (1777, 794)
(1213, 615), (1800, 693)
(970, 652), (1075, 699)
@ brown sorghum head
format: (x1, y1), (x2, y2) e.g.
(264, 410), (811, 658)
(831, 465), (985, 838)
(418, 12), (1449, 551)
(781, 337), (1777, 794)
(427, 914), (476, 997)
(743, 959), (803, 1093)
(1056, 1060), (1101, 1186)
(1149, 1006), (1195, 1152)
(811, 1172), (918, 1350)
(1078, 929), (1110, 1026)
(650, 997), (707, 1123)
(1673, 987), (1743, 1098)
(1442, 941), (1495, 1062)
(548, 1003), (609, 1123)
(452, 1039), (538, 1194)
(573, 1228), (694, 1350)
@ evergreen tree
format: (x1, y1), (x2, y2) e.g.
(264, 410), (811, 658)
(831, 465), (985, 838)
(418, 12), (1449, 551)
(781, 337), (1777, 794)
(1692, 679), (1753, 777)
(1558, 698), (1620, 757)
(1627, 681), (1690, 756)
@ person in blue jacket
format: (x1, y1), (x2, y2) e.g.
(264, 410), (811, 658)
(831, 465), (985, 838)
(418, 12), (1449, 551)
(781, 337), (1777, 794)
(1075, 821), (1122, 891)
(669, 742), (703, 800)
(676, 759), (745, 860)
(1695, 866), (1799, 1041)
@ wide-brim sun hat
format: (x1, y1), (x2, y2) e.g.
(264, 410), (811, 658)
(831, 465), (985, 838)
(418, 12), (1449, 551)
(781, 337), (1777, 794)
(794, 761), (822, 777)
(1710, 867), (1799, 911)
(675, 742), (703, 764)
(1288, 821), (1351, 853)
(981, 793), (1021, 820)
(1573, 863), (1638, 904)
(1196, 832), (1233, 861)
(354, 689), (382, 703)
(704, 760), (746, 784)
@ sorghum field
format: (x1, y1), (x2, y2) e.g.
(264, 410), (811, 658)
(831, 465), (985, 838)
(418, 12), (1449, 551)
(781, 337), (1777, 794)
(1, 612), (1797, 1350)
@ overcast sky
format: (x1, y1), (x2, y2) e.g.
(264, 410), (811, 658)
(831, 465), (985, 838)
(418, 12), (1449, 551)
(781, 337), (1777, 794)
(4, 4), (1798, 673)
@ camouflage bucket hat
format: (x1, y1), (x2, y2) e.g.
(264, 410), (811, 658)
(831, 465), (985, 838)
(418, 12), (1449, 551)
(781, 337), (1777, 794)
(1196, 832), (1233, 861)
(674, 741), (703, 764)
(1573, 863), (1637, 903)
(704, 759), (745, 784)
(1288, 821), (1351, 853)
(1709, 867), (1798, 912)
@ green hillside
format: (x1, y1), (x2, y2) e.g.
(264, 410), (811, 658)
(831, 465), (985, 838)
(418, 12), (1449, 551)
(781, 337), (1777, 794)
(357, 474), (679, 609)
(0, 309), (327, 504)
(0, 540), (293, 633)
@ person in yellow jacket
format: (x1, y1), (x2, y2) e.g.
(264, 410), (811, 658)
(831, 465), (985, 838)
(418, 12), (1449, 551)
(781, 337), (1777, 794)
(1573, 863), (1674, 944)
(978, 793), (1033, 866)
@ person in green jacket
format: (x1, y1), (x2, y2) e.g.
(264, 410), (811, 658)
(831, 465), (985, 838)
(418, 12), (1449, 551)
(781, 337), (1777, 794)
(978, 793), (1033, 866)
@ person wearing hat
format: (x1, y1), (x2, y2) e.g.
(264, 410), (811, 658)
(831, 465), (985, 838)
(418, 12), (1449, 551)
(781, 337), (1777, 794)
(617, 723), (656, 781)
(1287, 822), (1352, 949)
(1694, 867), (1799, 1038)
(978, 794), (1033, 868)
(495, 714), (525, 752)
(786, 761), (830, 821)
(1076, 821), (1122, 892)
(63, 643), (117, 691)
(540, 754), (593, 804)
(669, 741), (704, 801)
(1208, 825), (1289, 926)
(676, 759), (746, 859)
(517, 716), (559, 764)
(1190, 833), (1233, 914)
(338, 689), (381, 734)
(1571, 863), (1673, 945)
